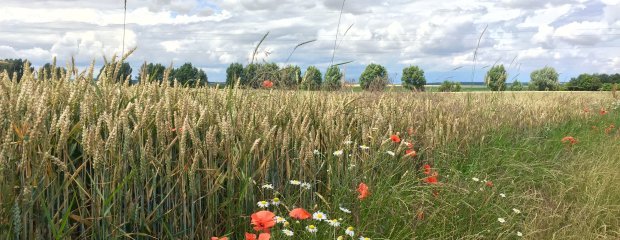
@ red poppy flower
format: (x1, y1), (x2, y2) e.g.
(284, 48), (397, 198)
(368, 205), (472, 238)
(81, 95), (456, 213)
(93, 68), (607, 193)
(289, 208), (311, 220)
(390, 134), (401, 143)
(212, 237), (228, 240)
(245, 233), (270, 240)
(423, 164), (431, 175)
(406, 142), (414, 149)
(262, 80), (274, 88)
(561, 136), (578, 145)
(251, 211), (276, 232)
(405, 149), (417, 157)
(424, 172), (438, 184)
(357, 182), (370, 200)
(600, 108), (608, 115)
(485, 181), (493, 187)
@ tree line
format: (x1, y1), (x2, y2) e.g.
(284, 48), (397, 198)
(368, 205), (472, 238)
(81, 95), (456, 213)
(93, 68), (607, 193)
(0, 58), (207, 86)
(225, 62), (427, 91)
(3, 58), (618, 91)
(484, 65), (620, 92)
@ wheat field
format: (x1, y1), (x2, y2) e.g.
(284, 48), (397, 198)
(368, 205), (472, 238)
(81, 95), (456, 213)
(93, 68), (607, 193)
(0, 61), (618, 239)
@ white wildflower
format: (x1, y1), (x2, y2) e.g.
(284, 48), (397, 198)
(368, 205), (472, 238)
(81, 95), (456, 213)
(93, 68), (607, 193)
(261, 184), (274, 189)
(339, 206), (351, 213)
(289, 180), (301, 185)
(345, 226), (355, 237)
(327, 219), (341, 227)
(497, 218), (506, 223)
(257, 200), (269, 208)
(333, 150), (344, 156)
(306, 225), (318, 233)
(282, 229), (294, 236)
(312, 211), (327, 221)
(386, 151), (395, 156)
(512, 208), (521, 214)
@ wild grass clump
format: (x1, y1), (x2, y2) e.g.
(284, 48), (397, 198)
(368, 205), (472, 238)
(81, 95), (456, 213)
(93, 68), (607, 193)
(0, 59), (617, 239)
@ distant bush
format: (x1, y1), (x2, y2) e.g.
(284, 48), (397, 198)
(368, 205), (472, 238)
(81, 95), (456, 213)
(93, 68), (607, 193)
(438, 81), (462, 92)
(529, 67), (559, 91)
(566, 73), (602, 91)
(226, 63), (244, 86)
(279, 65), (302, 89)
(485, 65), (507, 91)
(323, 65), (343, 90)
(401, 65), (426, 91)
(509, 80), (523, 91)
(359, 63), (388, 91)
(300, 66), (322, 90)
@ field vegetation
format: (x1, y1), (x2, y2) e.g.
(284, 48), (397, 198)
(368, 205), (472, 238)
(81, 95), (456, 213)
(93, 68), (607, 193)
(0, 59), (619, 239)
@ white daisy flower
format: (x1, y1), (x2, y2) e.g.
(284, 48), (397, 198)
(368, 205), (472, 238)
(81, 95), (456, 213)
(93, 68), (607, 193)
(333, 150), (344, 156)
(289, 180), (301, 185)
(282, 229), (294, 236)
(343, 140), (353, 145)
(327, 219), (341, 227)
(271, 197), (281, 206)
(275, 216), (287, 224)
(339, 206), (351, 213)
(345, 226), (355, 237)
(512, 208), (521, 214)
(517, 231), (523, 237)
(497, 218), (506, 223)
(359, 145), (370, 150)
(472, 177), (480, 182)
(359, 237), (370, 240)
(261, 184), (274, 189)
(312, 211), (327, 221)
(301, 182), (311, 190)
(313, 150), (321, 155)
(306, 225), (318, 233)
(386, 151), (395, 156)
(499, 193), (506, 198)
(257, 200), (269, 208)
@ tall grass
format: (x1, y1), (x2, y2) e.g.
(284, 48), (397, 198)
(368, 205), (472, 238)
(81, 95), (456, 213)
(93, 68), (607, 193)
(0, 60), (617, 239)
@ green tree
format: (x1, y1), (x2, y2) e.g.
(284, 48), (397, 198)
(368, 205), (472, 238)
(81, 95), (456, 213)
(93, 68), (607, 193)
(226, 63), (244, 86)
(255, 63), (279, 88)
(279, 65), (302, 89)
(359, 63), (388, 91)
(485, 65), (508, 91)
(172, 62), (207, 86)
(97, 62), (133, 83)
(529, 66), (560, 91)
(243, 63), (258, 87)
(566, 74), (602, 91)
(323, 65), (343, 90)
(401, 65), (426, 91)
(301, 66), (322, 90)
(40, 61), (66, 81)
(138, 62), (167, 83)
(0, 59), (30, 80)
(509, 80), (523, 91)
(438, 81), (462, 92)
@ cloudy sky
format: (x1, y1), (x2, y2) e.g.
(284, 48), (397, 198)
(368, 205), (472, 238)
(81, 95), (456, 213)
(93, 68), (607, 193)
(1, 0), (620, 83)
